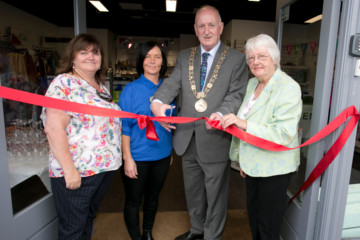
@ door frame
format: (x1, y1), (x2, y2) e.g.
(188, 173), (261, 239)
(278, 0), (360, 239)
(315, 0), (360, 238)
(0, 1), (88, 239)
(0, 100), (58, 239)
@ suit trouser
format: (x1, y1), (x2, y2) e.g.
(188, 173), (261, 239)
(51, 171), (115, 240)
(182, 135), (230, 240)
(245, 173), (292, 240)
(121, 156), (171, 239)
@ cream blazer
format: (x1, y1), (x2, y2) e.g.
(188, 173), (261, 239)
(229, 69), (302, 177)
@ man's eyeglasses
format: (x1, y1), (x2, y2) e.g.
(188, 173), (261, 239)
(247, 55), (269, 63)
(96, 90), (113, 102)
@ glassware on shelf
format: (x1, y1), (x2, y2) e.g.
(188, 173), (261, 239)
(6, 119), (49, 161)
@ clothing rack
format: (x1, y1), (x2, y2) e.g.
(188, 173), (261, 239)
(0, 40), (15, 52)
(10, 48), (27, 54)
(32, 46), (56, 52)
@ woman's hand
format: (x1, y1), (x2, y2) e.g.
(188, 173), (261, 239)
(205, 112), (221, 130)
(240, 168), (246, 178)
(64, 167), (81, 189)
(220, 113), (247, 131)
(124, 158), (138, 179)
(170, 155), (174, 166)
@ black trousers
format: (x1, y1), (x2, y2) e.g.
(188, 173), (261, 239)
(246, 173), (292, 240)
(51, 171), (115, 240)
(121, 156), (171, 239)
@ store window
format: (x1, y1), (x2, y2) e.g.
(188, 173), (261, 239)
(0, 29), (60, 214)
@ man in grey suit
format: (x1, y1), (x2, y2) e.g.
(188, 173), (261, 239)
(151, 5), (248, 240)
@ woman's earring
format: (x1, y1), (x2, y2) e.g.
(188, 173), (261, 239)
(72, 63), (75, 69)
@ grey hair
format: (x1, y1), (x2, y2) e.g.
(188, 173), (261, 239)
(195, 5), (222, 25)
(245, 34), (281, 69)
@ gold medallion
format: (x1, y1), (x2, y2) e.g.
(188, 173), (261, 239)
(188, 46), (229, 112)
(195, 99), (207, 112)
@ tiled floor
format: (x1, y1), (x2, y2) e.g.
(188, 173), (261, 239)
(92, 151), (360, 239)
(92, 210), (252, 240)
(94, 153), (250, 239)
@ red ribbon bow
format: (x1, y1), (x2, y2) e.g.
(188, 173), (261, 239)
(137, 115), (159, 141)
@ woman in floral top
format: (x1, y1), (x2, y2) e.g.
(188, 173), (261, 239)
(41, 34), (121, 240)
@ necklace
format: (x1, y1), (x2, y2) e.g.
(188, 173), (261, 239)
(72, 69), (113, 102)
(188, 46), (229, 112)
(72, 69), (100, 91)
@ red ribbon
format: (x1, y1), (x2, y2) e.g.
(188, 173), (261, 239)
(0, 86), (359, 204)
(137, 115), (159, 141)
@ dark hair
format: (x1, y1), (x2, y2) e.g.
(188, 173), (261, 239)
(56, 33), (105, 84)
(136, 41), (167, 78)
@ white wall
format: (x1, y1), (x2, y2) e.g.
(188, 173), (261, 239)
(222, 20), (276, 52)
(221, 21), (233, 47)
(179, 34), (198, 50)
(0, 1), (114, 69)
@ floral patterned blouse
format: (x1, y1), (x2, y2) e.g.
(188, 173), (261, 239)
(41, 73), (122, 178)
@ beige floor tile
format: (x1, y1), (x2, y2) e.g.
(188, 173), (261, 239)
(92, 210), (251, 240)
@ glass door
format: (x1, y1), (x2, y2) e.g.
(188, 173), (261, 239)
(277, 0), (360, 239)
(277, 0), (323, 204)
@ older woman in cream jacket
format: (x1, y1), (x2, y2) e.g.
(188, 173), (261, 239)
(220, 34), (302, 240)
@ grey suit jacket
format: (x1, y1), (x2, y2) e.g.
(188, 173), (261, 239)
(154, 42), (248, 163)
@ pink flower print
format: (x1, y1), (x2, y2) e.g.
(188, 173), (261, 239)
(85, 170), (96, 176)
(105, 161), (110, 167)
(49, 170), (55, 177)
(96, 155), (102, 163)
(99, 139), (106, 146)
(79, 114), (86, 121)
(62, 88), (71, 96)
(109, 118), (114, 126)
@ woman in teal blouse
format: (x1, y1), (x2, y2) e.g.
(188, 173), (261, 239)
(220, 34), (302, 240)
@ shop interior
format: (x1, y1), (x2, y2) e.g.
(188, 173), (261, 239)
(0, 0), (359, 239)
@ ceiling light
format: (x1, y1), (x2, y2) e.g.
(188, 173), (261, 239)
(89, 1), (109, 12)
(248, 0), (260, 2)
(305, 14), (322, 24)
(166, 0), (177, 12)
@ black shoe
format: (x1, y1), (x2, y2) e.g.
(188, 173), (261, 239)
(142, 229), (154, 240)
(174, 231), (204, 240)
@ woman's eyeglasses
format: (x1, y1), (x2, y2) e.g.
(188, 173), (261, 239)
(247, 55), (269, 63)
(96, 90), (113, 102)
